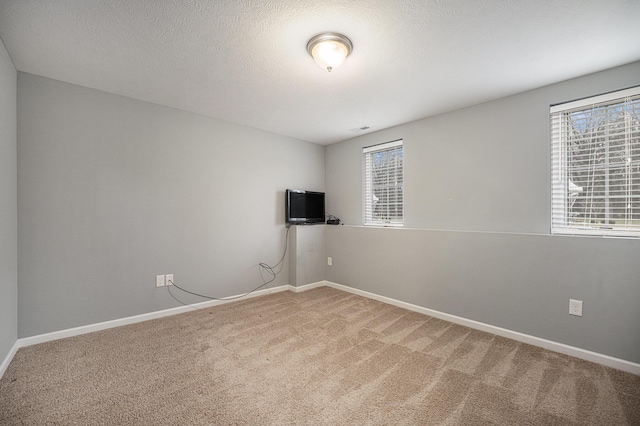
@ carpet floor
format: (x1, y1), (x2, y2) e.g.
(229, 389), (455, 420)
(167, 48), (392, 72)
(1, 286), (639, 425)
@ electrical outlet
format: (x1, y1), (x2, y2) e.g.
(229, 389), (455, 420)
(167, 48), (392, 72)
(327, 257), (332, 266)
(569, 299), (583, 316)
(166, 274), (174, 286)
(156, 275), (165, 288)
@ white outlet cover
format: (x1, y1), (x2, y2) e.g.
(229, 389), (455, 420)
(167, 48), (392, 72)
(569, 299), (583, 316)
(166, 274), (174, 286)
(156, 275), (165, 288)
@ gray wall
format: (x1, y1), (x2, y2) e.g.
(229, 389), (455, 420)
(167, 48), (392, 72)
(325, 61), (640, 364)
(289, 224), (326, 287)
(17, 73), (324, 338)
(0, 38), (17, 363)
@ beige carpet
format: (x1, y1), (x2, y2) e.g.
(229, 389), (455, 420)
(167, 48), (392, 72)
(1, 286), (639, 425)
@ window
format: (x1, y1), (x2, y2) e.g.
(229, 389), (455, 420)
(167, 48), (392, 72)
(551, 86), (640, 237)
(363, 140), (404, 226)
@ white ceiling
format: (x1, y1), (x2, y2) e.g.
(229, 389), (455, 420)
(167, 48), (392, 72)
(1, 0), (639, 145)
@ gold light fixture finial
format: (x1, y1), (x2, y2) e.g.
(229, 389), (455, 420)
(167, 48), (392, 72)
(306, 32), (353, 72)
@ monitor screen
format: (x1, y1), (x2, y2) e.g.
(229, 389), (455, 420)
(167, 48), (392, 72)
(286, 189), (325, 224)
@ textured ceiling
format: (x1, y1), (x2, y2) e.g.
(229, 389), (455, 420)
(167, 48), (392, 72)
(1, 0), (639, 145)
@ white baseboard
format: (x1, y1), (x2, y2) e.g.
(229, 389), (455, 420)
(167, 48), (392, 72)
(18, 284), (292, 349)
(0, 340), (20, 380)
(9, 280), (639, 377)
(319, 280), (640, 376)
(289, 281), (327, 292)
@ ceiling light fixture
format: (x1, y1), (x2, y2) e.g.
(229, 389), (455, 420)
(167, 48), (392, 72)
(306, 32), (353, 72)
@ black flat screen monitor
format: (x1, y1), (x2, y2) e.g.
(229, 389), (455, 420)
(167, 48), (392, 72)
(285, 189), (325, 224)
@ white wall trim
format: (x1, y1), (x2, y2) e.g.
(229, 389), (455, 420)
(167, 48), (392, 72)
(289, 281), (327, 292)
(17, 284), (292, 349)
(0, 340), (20, 380)
(320, 280), (640, 376)
(8, 280), (639, 377)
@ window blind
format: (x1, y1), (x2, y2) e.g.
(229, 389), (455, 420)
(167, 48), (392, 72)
(363, 140), (403, 226)
(551, 87), (640, 237)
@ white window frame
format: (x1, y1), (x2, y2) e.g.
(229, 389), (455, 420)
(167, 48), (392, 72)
(551, 86), (640, 237)
(363, 139), (404, 227)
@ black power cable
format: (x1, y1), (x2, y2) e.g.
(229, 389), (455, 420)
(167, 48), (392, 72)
(168, 225), (291, 301)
